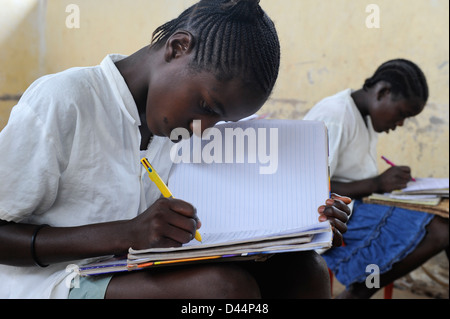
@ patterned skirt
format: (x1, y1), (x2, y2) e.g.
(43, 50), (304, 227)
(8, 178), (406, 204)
(323, 200), (434, 287)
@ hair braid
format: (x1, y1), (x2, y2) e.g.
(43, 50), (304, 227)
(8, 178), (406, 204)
(363, 59), (429, 103)
(150, 0), (280, 99)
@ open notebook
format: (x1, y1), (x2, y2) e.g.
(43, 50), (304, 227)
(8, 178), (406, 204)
(78, 120), (332, 276)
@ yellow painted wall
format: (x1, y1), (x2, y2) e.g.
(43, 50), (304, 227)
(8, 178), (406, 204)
(1, 0), (448, 178)
(261, 0), (449, 179)
(0, 0), (46, 129)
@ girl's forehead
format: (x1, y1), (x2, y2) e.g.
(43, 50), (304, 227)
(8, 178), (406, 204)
(182, 69), (266, 120)
(389, 97), (424, 119)
(201, 71), (264, 98)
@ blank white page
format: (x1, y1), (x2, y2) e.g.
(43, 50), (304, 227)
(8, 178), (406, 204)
(401, 178), (449, 192)
(167, 120), (330, 244)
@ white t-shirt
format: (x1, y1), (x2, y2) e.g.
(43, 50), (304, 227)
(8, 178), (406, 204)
(304, 89), (379, 183)
(0, 55), (175, 298)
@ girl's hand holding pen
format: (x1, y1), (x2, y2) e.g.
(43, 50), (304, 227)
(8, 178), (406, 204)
(141, 158), (202, 243)
(318, 193), (352, 247)
(381, 155), (416, 183)
(128, 197), (201, 250)
(376, 166), (413, 193)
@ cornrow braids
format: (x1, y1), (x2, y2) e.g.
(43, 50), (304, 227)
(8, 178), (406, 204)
(363, 59), (429, 103)
(151, 0), (280, 99)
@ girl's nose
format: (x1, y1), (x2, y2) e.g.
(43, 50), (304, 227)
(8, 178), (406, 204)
(396, 119), (405, 127)
(190, 119), (220, 136)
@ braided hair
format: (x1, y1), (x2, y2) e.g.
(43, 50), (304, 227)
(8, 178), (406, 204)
(150, 0), (280, 99)
(363, 59), (429, 104)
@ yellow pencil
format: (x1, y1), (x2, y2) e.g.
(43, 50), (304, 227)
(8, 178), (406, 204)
(140, 158), (202, 242)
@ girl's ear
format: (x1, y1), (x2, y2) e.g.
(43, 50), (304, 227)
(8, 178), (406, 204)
(375, 81), (392, 101)
(164, 30), (195, 63)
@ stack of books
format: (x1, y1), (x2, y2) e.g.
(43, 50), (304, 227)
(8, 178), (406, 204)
(364, 178), (449, 218)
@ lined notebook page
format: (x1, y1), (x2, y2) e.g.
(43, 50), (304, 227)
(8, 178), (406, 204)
(167, 120), (329, 245)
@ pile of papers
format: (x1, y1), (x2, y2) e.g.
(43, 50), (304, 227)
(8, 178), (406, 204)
(391, 178), (449, 197)
(126, 224), (331, 269)
(368, 178), (449, 205)
(364, 178), (449, 218)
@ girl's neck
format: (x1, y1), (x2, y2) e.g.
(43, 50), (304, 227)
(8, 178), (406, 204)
(351, 89), (370, 118)
(115, 46), (154, 150)
(351, 89), (372, 127)
(115, 46), (152, 115)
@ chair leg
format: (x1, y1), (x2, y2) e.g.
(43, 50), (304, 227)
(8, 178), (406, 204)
(328, 268), (334, 295)
(328, 268), (394, 299)
(384, 282), (394, 299)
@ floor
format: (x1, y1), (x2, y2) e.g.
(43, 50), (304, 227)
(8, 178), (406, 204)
(331, 277), (432, 299)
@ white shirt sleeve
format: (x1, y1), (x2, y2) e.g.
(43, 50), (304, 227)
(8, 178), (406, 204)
(0, 102), (62, 222)
(304, 89), (379, 183)
(304, 94), (348, 177)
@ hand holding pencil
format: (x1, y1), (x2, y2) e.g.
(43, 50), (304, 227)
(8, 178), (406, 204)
(378, 156), (416, 192)
(381, 156), (416, 182)
(141, 158), (202, 243)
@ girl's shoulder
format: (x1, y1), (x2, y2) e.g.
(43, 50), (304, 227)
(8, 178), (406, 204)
(306, 89), (354, 122)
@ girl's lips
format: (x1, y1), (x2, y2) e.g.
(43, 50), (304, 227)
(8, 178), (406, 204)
(385, 125), (396, 133)
(168, 126), (193, 142)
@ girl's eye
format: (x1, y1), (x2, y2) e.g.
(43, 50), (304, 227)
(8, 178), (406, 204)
(200, 100), (218, 116)
(396, 109), (406, 119)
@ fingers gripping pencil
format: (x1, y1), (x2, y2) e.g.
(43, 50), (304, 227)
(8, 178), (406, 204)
(381, 155), (416, 182)
(141, 158), (202, 242)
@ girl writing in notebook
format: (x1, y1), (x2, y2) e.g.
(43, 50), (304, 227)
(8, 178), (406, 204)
(0, 0), (350, 299)
(305, 59), (449, 298)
